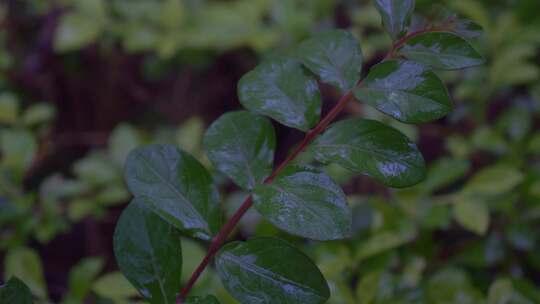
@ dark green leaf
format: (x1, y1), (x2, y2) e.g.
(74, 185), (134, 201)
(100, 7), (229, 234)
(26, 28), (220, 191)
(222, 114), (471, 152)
(0, 277), (33, 304)
(374, 0), (415, 40)
(204, 111), (276, 190)
(215, 237), (329, 304)
(113, 199), (182, 304)
(398, 32), (484, 70)
(238, 56), (321, 131)
(354, 59), (452, 123)
(185, 295), (221, 304)
(125, 144), (221, 240)
(311, 118), (425, 188)
(451, 19), (483, 39)
(295, 29), (363, 92)
(252, 165), (351, 240)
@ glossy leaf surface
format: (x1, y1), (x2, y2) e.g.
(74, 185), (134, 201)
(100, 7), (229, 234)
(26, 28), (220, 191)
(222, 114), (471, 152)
(125, 144), (221, 240)
(355, 60), (452, 123)
(238, 56), (321, 131)
(0, 277), (33, 304)
(185, 295), (221, 304)
(253, 165), (351, 240)
(204, 111), (276, 190)
(312, 118), (425, 188)
(398, 32), (483, 70)
(296, 29), (363, 92)
(215, 237), (329, 304)
(113, 199), (182, 304)
(374, 0), (415, 39)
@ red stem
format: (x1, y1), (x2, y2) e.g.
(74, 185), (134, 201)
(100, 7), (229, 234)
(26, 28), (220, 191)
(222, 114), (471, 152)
(177, 21), (448, 301)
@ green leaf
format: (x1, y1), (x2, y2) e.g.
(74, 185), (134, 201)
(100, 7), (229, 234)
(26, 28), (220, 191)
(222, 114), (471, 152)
(204, 111), (276, 190)
(354, 59), (452, 123)
(92, 272), (138, 300)
(238, 56), (322, 131)
(452, 19), (484, 39)
(0, 129), (37, 174)
(185, 295), (221, 304)
(463, 165), (523, 196)
(398, 32), (484, 70)
(4, 247), (47, 299)
(0, 92), (19, 124)
(488, 279), (535, 304)
(453, 196), (489, 235)
(113, 199), (182, 303)
(125, 144), (221, 240)
(311, 118), (425, 188)
(427, 268), (485, 304)
(355, 223), (416, 261)
(252, 165), (351, 240)
(0, 277), (33, 304)
(215, 237), (329, 304)
(421, 158), (470, 193)
(109, 123), (140, 167)
(373, 0), (415, 40)
(63, 257), (104, 303)
(22, 103), (55, 127)
(295, 29), (363, 92)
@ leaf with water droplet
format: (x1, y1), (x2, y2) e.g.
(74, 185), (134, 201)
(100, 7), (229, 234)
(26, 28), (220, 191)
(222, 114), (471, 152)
(238, 56), (321, 131)
(113, 199), (182, 304)
(374, 0), (415, 40)
(253, 165), (351, 240)
(311, 118), (425, 188)
(215, 237), (329, 304)
(296, 29), (363, 93)
(204, 111), (276, 190)
(355, 59), (452, 124)
(398, 32), (483, 70)
(124, 144), (221, 240)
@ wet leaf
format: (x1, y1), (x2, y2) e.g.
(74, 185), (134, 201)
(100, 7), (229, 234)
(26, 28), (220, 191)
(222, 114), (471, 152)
(355, 60), (452, 123)
(215, 237), (329, 304)
(114, 200), (182, 303)
(204, 111), (276, 190)
(312, 118), (425, 188)
(0, 277), (33, 304)
(238, 56), (321, 131)
(374, 0), (415, 39)
(252, 165), (351, 240)
(296, 29), (363, 92)
(399, 32), (483, 70)
(125, 144), (221, 240)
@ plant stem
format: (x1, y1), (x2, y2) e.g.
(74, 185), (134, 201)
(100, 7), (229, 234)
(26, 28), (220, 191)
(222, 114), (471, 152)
(177, 90), (355, 303)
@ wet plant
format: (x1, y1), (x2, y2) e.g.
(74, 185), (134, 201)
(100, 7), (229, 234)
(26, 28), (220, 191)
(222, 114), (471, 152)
(109, 1), (485, 303)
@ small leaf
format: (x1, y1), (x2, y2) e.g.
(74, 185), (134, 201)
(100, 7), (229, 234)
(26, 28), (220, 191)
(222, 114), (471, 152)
(238, 56), (322, 131)
(421, 158), (470, 193)
(373, 0), (415, 40)
(4, 247), (47, 299)
(311, 118), (425, 188)
(427, 268), (485, 303)
(215, 237), (329, 304)
(22, 103), (55, 127)
(204, 111), (276, 190)
(355, 223), (416, 261)
(398, 32), (484, 70)
(113, 200), (182, 303)
(0, 92), (19, 124)
(454, 196), (489, 235)
(92, 272), (138, 300)
(0, 277), (33, 304)
(125, 144), (221, 240)
(64, 257), (104, 302)
(185, 295), (221, 304)
(252, 165), (351, 240)
(354, 60), (452, 123)
(451, 19), (483, 39)
(463, 165), (523, 196)
(109, 123), (140, 167)
(295, 29), (363, 92)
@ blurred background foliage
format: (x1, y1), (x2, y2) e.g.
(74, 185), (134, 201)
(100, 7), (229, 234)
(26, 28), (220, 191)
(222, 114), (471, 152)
(0, 0), (540, 303)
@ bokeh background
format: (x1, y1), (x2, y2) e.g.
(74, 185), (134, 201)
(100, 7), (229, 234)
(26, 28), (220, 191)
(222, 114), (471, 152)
(1, 0), (540, 303)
